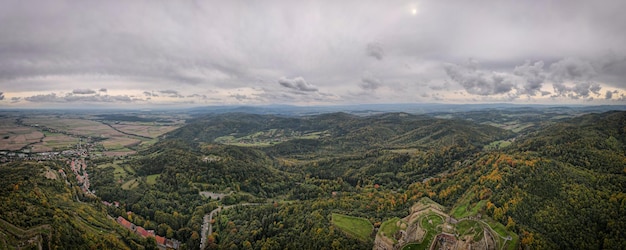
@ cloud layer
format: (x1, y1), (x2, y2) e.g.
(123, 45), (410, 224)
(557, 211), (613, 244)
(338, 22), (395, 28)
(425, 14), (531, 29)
(1, 0), (625, 107)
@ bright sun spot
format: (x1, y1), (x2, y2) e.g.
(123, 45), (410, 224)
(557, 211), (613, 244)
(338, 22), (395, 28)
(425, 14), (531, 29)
(411, 8), (418, 15)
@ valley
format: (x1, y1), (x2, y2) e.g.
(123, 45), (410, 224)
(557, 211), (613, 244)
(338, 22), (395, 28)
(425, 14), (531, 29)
(0, 106), (625, 249)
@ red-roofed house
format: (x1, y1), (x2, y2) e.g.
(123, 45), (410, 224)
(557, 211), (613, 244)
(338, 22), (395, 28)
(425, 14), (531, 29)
(116, 216), (134, 230)
(155, 235), (166, 246)
(136, 226), (149, 237)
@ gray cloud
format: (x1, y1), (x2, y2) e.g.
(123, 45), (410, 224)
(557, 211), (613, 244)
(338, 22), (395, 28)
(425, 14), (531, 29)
(514, 61), (546, 96)
(187, 94), (207, 99)
(605, 90), (615, 99)
(1, 0), (625, 106)
(546, 57), (610, 99)
(278, 77), (318, 92)
(552, 82), (601, 99)
(72, 89), (96, 95)
(10, 97), (20, 103)
(230, 94), (248, 101)
(25, 93), (134, 103)
(366, 42), (384, 60)
(360, 74), (382, 90)
(429, 81), (450, 91)
(0, 92), (4, 100)
(159, 90), (179, 95)
(99, 88), (107, 92)
(444, 61), (515, 96)
(158, 90), (183, 98)
(549, 57), (597, 83)
(143, 91), (152, 96)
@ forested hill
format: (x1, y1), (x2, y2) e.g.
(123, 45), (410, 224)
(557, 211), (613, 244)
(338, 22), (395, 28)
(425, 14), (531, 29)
(167, 112), (513, 152)
(58, 110), (626, 249)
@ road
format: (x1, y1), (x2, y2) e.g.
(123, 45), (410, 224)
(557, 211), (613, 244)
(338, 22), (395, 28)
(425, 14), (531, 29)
(200, 203), (262, 250)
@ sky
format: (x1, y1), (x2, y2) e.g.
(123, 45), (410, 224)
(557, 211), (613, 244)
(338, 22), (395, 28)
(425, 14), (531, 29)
(1, 0), (626, 108)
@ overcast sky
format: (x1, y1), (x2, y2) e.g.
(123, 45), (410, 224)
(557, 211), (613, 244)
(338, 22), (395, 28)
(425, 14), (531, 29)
(1, 0), (626, 108)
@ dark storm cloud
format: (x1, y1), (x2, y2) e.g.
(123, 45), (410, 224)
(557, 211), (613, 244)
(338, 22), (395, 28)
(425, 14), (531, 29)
(444, 61), (515, 96)
(72, 89), (96, 95)
(278, 77), (318, 92)
(366, 42), (384, 60)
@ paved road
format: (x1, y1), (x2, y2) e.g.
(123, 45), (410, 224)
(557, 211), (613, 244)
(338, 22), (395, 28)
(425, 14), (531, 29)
(200, 203), (262, 250)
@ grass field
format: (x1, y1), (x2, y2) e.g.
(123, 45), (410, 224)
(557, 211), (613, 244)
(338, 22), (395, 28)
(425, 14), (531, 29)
(146, 174), (160, 185)
(121, 179), (140, 190)
(456, 220), (484, 242)
(98, 160), (134, 180)
(405, 214), (443, 250)
(484, 218), (519, 250)
(331, 213), (373, 241)
(380, 217), (404, 244)
(451, 199), (487, 219)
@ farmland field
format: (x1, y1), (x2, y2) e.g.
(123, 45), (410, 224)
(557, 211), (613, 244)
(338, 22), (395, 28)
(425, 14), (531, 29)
(0, 118), (44, 151)
(110, 123), (180, 138)
(30, 132), (77, 152)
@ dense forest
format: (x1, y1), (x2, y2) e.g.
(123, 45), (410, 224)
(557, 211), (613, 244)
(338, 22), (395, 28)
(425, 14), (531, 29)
(2, 109), (625, 249)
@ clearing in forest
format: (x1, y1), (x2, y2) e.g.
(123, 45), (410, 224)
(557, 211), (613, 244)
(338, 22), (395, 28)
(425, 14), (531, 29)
(331, 213), (373, 241)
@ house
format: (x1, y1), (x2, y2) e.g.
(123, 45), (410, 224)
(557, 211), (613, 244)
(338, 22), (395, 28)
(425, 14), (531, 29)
(155, 236), (166, 246)
(135, 226), (151, 238)
(165, 239), (181, 249)
(116, 216), (135, 230)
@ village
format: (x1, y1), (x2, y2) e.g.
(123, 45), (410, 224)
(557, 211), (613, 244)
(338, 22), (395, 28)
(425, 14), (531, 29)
(2, 137), (182, 249)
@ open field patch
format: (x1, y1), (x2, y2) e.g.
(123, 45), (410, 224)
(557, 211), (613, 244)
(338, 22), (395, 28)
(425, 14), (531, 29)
(451, 199), (487, 219)
(121, 178), (140, 190)
(456, 220), (483, 242)
(215, 129), (329, 147)
(146, 174), (160, 185)
(101, 136), (142, 150)
(380, 217), (404, 244)
(110, 123), (180, 138)
(332, 213), (373, 241)
(0, 119), (44, 151)
(30, 133), (77, 152)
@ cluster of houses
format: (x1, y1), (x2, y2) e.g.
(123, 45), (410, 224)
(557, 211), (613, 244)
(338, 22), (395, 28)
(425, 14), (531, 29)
(116, 216), (180, 249)
(0, 149), (88, 163)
